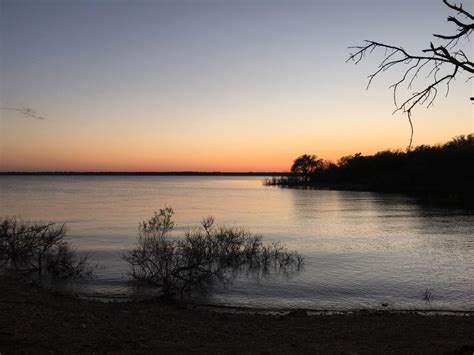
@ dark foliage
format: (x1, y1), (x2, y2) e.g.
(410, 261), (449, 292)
(265, 134), (474, 203)
(290, 154), (323, 182)
(0, 217), (95, 279)
(124, 208), (304, 298)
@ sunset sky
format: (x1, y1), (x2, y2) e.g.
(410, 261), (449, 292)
(1, 0), (472, 172)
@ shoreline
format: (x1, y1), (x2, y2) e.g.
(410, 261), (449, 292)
(1, 275), (473, 353)
(76, 292), (474, 316)
(180, 303), (474, 317)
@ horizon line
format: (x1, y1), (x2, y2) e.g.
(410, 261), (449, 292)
(0, 171), (290, 176)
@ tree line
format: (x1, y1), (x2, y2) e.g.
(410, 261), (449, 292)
(265, 134), (473, 204)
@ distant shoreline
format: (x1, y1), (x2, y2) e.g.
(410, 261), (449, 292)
(0, 171), (290, 176)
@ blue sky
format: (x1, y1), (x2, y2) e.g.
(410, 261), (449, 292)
(1, 0), (472, 171)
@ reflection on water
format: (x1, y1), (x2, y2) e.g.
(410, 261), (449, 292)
(1, 176), (473, 310)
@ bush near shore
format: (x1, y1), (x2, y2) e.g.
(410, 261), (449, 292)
(124, 208), (304, 298)
(1, 210), (304, 300)
(0, 217), (95, 279)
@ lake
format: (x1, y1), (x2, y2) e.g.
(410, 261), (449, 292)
(1, 175), (473, 310)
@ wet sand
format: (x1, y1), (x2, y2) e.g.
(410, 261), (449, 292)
(1, 275), (473, 353)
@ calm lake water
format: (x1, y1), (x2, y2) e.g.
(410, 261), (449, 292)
(1, 176), (473, 310)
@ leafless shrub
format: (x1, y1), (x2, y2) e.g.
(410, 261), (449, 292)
(124, 208), (304, 298)
(0, 217), (95, 279)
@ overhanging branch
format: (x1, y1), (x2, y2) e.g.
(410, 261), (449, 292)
(347, 0), (473, 151)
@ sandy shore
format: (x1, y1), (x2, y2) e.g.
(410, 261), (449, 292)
(1, 275), (473, 353)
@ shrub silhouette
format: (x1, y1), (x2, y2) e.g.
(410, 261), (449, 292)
(0, 217), (95, 279)
(124, 208), (304, 298)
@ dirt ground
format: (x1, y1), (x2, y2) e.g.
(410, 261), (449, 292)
(1, 275), (473, 354)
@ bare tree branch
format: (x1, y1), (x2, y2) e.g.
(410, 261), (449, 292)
(347, 0), (473, 151)
(441, 0), (474, 20)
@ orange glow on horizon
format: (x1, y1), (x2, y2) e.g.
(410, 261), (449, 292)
(1, 134), (469, 173)
(1, 94), (471, 172)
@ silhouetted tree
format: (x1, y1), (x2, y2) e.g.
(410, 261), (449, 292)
(291, 154), (323, 182)
(348, 0), (473, 150)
